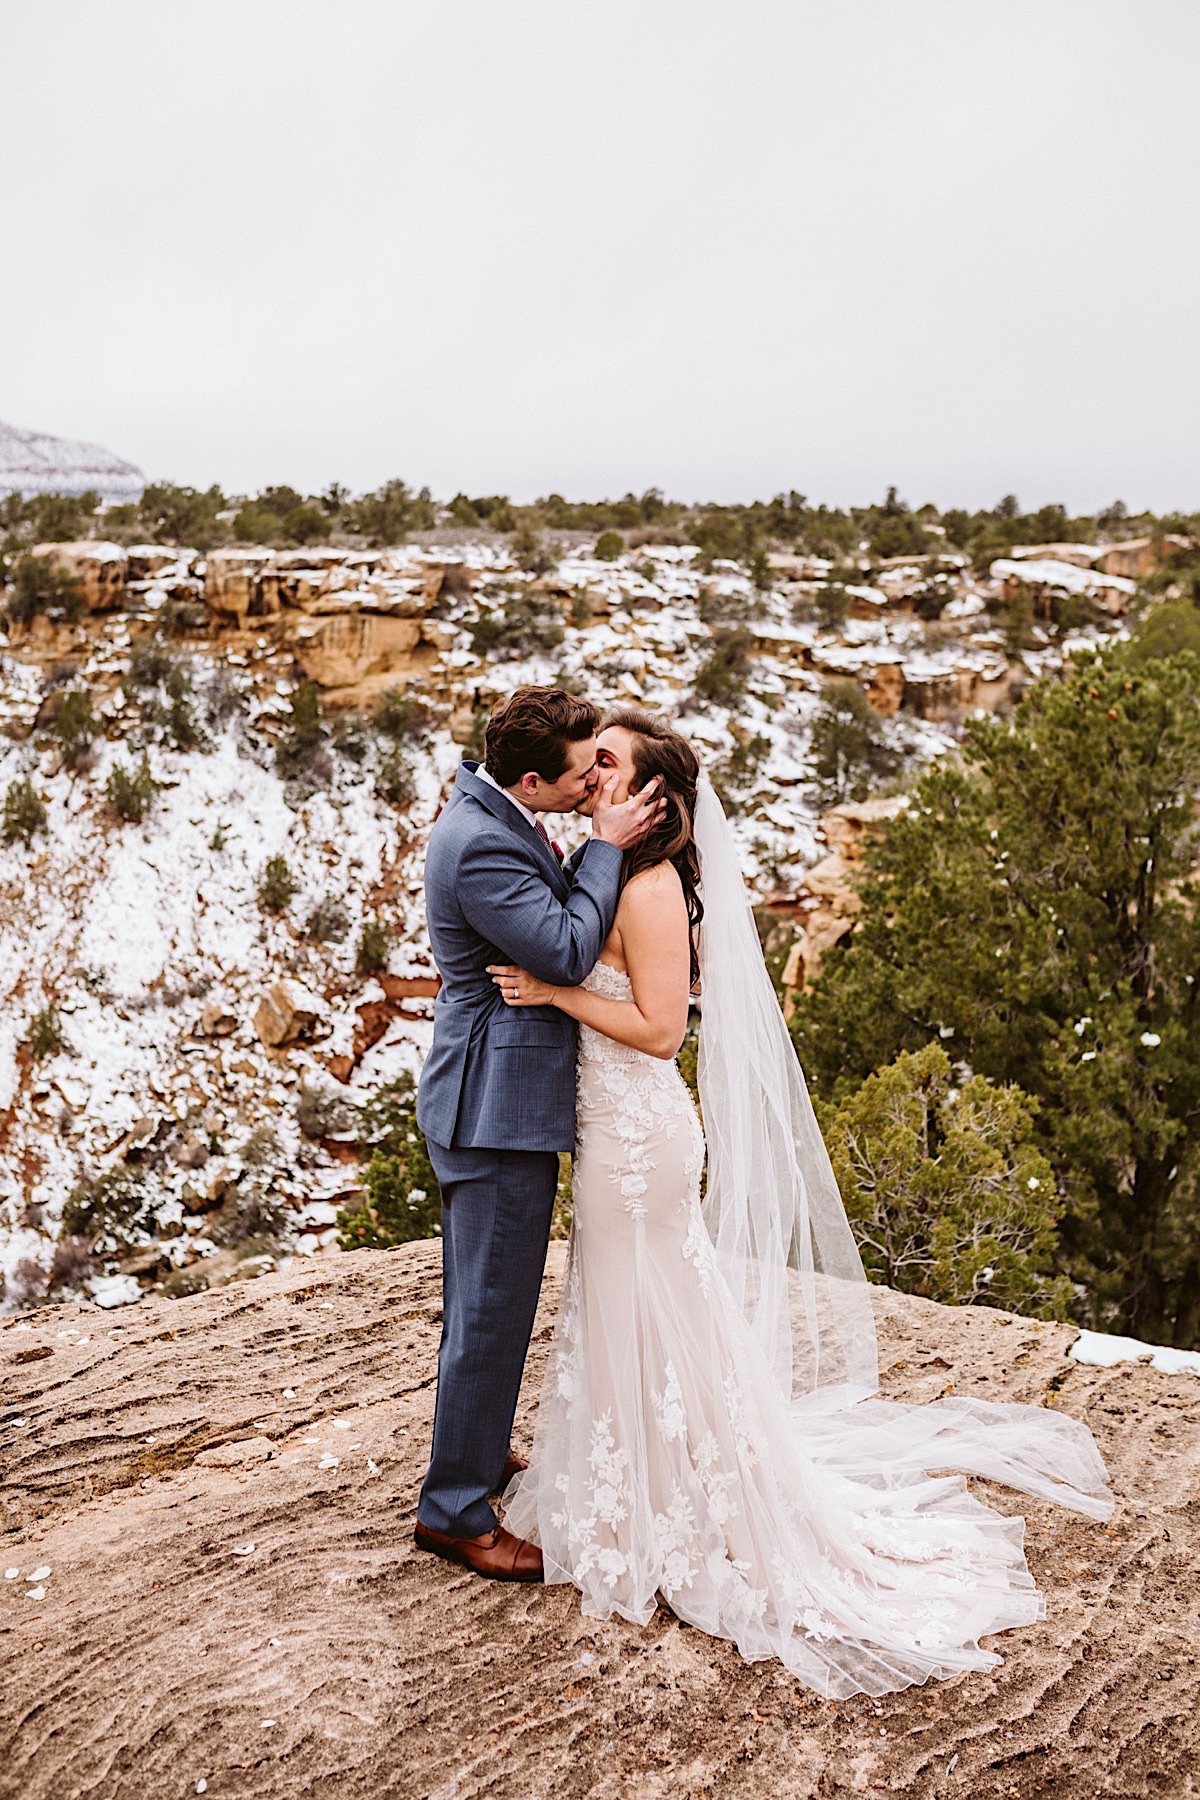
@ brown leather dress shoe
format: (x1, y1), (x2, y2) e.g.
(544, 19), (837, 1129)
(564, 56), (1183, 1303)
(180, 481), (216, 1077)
(498, 1451), (528, 1487)
(414, 1520), (543, 1583)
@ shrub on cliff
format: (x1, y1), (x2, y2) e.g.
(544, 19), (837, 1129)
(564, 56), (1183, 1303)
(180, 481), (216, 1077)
(350, 480), (435, 546)
(257, 854), (297, 914)
(61, 1166), (155, 1247)
(339, 1150), (442, 1249)
(810, 680), (897, 804)
(468, 589), (565, 661)
(330, 712), (370, 767)
(594, 530), (624, 562)
(814, 583), (851, 634)
(374, 687), (429, 741)
(233, 502), (282, 543)
(274, 682), (331, 798)
(693, 627), (753, 709)
(296, 1080), (354, 1141)
(124, 645), (206, 751)
(376, 745), (416, 807)
(50, 687), (99, 770)
(304, 894), (351, 943)
(791, 646), (1200, 1348)
(280, 499), (332, 545)
(356, 918), (392, 973)
(1128, 599), (1200, 665)
(232, 493), (330, 546)
(106, 755), (161, 823)
(337, 1073), (441, 1249)
(275, 682), (323, 762)
(29, 1004), (67, 1059)
(511, 522), (556, 574)
(818, 1043), (1073, 1318)
(5, 554), (83, 626)
(137, 483), (227, 552)
(27, 490), (100, 543)
(2, 776), (47, 845)
(710, 732), (770, 815)
(864, 488), (930, 561)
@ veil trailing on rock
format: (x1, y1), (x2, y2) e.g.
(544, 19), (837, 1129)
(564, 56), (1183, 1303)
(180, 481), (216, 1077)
(692, 775), (1113, 1516)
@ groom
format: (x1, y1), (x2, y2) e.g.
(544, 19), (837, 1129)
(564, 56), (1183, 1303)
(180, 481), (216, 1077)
(414, 686), (662, 1580)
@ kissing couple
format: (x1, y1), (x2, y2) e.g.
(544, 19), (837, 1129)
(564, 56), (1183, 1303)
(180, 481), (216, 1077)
(414, 686), (1113, 1698)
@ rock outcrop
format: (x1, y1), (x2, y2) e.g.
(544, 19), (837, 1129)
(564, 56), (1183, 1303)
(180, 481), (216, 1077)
(783, 797), (908, 997)
(1, 1240), (1196, 1800)
(198, 548), (463, 694)
(253, 979), (331, 1050)
(30, 541), (130, 612)
(290, 611), (446, 691)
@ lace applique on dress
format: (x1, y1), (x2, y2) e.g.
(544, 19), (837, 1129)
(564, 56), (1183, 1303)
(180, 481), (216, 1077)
(576, 961), (697, 1222)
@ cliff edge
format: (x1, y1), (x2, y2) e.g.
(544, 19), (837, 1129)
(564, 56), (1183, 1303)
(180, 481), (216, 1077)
(1, 1242), (1196, 1799)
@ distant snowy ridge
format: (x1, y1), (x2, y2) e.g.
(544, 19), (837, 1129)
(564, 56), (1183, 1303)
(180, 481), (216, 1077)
(0, 419), (144, 502)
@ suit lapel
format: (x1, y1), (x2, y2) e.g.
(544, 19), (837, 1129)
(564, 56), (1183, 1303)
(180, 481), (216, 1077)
(455, 762), (570, 896)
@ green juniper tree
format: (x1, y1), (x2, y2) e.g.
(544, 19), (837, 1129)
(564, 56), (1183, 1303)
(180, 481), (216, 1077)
(818, 1043), (1073, 1318)
(809, 680), (896, 804)
(336, 1073), (441, 1248)
(792, 646), (1200, 1347)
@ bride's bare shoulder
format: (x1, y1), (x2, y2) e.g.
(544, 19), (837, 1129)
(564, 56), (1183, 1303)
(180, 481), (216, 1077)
(625, 858), (682, 891)
(618, 860), (684, 913)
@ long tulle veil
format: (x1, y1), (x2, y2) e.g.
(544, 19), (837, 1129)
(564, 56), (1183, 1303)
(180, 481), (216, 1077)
(693, 776), (1112, 1515)
(694, 776), (878, 1405)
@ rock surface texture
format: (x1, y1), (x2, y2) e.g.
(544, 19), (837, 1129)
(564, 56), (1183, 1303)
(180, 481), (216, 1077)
(1, 1241), (1196, 1800)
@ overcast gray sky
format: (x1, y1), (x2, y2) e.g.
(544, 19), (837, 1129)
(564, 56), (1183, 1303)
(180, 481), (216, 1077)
(2, 1), (1198, 512)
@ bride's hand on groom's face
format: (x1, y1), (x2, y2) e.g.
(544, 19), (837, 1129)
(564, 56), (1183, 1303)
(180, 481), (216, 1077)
(590, 771), (666, 850)
(487, 964), (559, 1007)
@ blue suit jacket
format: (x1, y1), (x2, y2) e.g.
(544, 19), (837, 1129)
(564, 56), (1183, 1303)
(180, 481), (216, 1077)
(416, 762), (624, 1152)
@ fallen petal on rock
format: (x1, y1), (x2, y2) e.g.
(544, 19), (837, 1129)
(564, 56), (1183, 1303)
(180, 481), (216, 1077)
(29, 1566), (51, 1581)
(232, 1543), (256, 1557)
(25, 1586), (45, 1601)
(318, 1453), (340, 1470)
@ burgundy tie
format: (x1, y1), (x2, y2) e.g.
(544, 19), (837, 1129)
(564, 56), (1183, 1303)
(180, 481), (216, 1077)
(532, 816), (563, 862)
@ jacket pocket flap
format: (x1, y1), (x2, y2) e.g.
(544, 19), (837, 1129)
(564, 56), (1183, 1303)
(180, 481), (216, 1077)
(489, 1015), (565, 1048)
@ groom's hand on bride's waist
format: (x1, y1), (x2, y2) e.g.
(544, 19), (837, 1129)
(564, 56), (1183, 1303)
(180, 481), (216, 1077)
(590, 771), (665, 850)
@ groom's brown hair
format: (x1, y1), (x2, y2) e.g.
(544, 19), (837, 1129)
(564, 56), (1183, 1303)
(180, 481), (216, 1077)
(484, 686), (600, 789)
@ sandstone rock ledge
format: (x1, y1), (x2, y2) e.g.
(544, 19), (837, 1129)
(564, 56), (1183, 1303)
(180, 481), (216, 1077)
(1, 1244), (1196, 1800)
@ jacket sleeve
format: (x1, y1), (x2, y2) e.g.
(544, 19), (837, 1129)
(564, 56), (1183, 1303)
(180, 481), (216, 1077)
(456, 831), (624, 986)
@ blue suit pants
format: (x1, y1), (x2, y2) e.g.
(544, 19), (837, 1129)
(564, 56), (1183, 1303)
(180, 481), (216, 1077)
(417, 1139), (559, 1537)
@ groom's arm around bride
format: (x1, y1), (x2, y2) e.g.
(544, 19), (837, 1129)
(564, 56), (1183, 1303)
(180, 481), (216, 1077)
(413, 687), (661, 1577)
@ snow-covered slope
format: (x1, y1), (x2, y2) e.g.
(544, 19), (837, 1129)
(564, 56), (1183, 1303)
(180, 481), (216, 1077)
(0, 418), (145, 501)
(0, 532), (1118, 1312)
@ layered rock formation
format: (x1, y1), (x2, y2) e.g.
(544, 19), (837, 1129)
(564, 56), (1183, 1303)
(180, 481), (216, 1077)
(782, 797), (908, 999)
(1, 1238), (1196, 1800)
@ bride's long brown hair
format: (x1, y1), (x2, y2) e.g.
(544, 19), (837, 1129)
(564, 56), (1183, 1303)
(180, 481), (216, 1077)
(600, 706), (703, 984)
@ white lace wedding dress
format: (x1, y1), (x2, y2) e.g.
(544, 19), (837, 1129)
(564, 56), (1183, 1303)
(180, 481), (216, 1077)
(504, 957), (1113, 1699)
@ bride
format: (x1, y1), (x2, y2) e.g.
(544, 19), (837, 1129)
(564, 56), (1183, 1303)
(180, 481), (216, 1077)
(487, 706), (1112, 1699)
